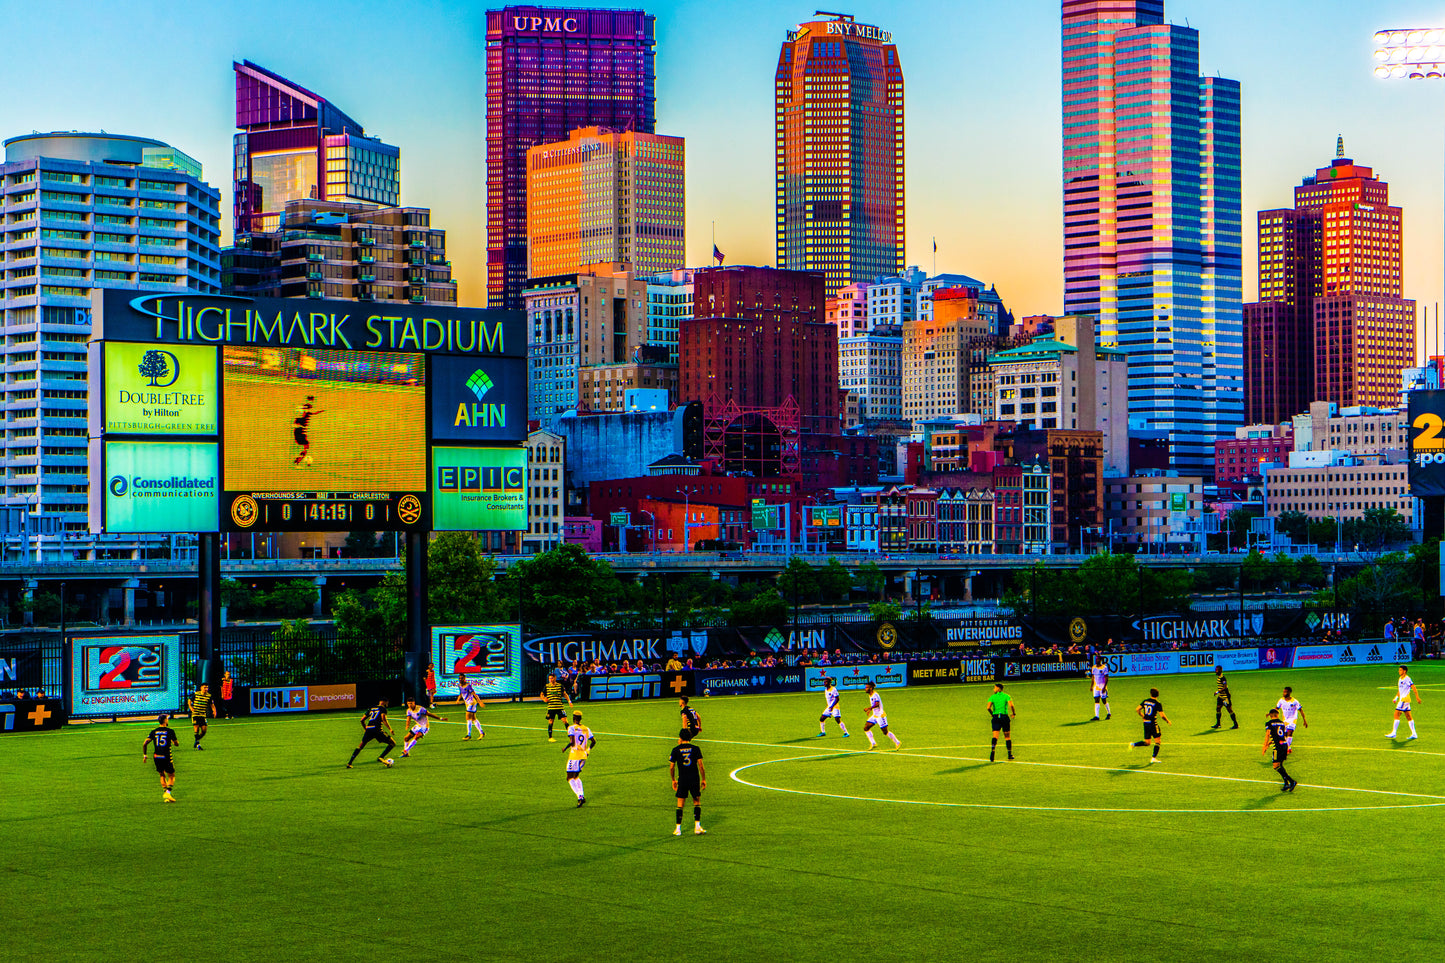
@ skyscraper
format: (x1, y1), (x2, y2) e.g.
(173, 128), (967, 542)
(1061, 0), (1242, 474)
(232, 61), (400, 236)
(486, 7), (657, 310)
(526, 126), (684, 279)
(776, 13), (903, 297)
(1246, 148), (1414, 418)
(0, 132), (221, 558)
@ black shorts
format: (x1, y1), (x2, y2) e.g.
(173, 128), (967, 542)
(991, 714), (1011, 734)
(1142, 722), (1160, 740)
(293, 427), (308, 446)
(360, 728), (393, 746)
(546, 708), (567, 721)
(1273, 749), (1289, 765)
(154, 758), (174, 775)
(191, 717), (207, 727)
(684, 726), (701, 739)
(1216, 695), (1232, 709)
(676, 780), (702, 800)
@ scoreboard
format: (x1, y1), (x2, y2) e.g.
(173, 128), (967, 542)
(88, 290), (528, 535)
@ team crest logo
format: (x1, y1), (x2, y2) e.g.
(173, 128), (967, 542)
(877, 622), (897, 649)
(1069, 618), (1087, 644)
(230, 495), (258, 529)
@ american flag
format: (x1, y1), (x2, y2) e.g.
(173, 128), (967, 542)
(712, 244), (724, 265)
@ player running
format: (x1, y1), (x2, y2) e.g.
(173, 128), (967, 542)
(1130, 688), (1170, 764)
(142, 714), (179, 803)
(189, 683), (215, 749)
(458, 674), (485, 740)
(1387, 664), (1421, 740)
(1262, 708), (1297, 792)
(1089, 659), (1111, 721)
(564, 710), (595, 807)
(988, 683), (1016, 762)
(862, 681), (901, 750)
(679, 696), (702, 739)
(401, 699), (447, 757)
(1275, 686), (1307, 752)
(542, 672), (572, 742)
(291, 396), (324, 466)
(817, 678), (850, 737)
(1211, 666), (1239, 730)
(346, 700), (397, 768)
(670, 728), (707, 835)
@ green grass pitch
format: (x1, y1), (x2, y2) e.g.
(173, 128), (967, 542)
(5, 663), (1443, 962)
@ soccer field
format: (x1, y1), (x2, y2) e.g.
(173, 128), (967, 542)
(6, 664), (1444, 962)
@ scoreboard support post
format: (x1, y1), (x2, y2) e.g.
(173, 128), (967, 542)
(197, 531), (222, 691)
(404, 531), (428, 702)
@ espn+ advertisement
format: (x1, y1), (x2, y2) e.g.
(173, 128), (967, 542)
(68, 635), (182, 718)
(1409, 390), (1445, 495)
(433, 624), (523, 698)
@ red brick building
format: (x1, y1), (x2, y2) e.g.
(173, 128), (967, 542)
(692, 264), (826, 325)
(1214, 434), (1293, 487)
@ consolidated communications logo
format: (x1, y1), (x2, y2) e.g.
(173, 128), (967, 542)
(110, 475), (128, 497)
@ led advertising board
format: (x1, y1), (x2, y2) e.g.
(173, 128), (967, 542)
(221, 345), (427, 532)
(102, 342), (218, 435)
(1409, 390), (1445, 496)
(430, 354), (528, 444)
(102, 440), (220, 533)
(68, 635), (183, 717)
(432, 447), (527, 531)
(433, 624), (524, 698)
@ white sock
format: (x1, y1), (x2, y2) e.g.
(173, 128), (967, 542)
(1410, 721), (1418, 736)
(840, 723), (849, 734)
(1391, 723), (1400, 735)
(570, 778), (584, 798)
(1093, 705), (1099, 718)
(865, 730), (876, 746)
(889, 732), (901, 746)
(1104, 703), (1110, 714)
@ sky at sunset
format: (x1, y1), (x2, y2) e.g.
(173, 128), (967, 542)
(7, 0), (1445, 351)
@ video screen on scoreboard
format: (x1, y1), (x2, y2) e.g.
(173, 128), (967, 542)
(222, 345), (426, 492)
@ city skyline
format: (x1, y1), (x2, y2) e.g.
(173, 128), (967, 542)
(2, 0), (1443, 332)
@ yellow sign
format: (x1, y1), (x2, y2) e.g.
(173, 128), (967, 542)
(877, 622), (898, 649)
(105, 342), (217, 435)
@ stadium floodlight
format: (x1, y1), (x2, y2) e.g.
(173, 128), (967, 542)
(1374, 28), (1445, 79)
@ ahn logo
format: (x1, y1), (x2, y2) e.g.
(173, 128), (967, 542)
(454, 368), (506, 429)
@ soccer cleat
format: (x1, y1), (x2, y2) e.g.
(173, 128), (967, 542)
(1230, 724), (1238, 730)
(673, 825), (682, 836)
(345, 764), (353, 769)
(1147, 758), (1156, 765)
(1386, 733), (1398, 738)
(1409, 735), (1419, 740)
(1008, 755), (1015, 761)
(867, 744), (876, 751)
(989, 755), (996, 763)
(694, 826), (707, 835)
(1089, 717), (1098, 723)
(1105, 713), (1111, 720)
(842, 732), (850, 738)
(576, 797), (586, 808)
(163, 794), (175, 803)
(401, 750), (410, 757)
(1210, 724), (1221, 730)
(817, 731), (826, 737)
(548, 737), (557, 743)
(462, 736), (471, 741)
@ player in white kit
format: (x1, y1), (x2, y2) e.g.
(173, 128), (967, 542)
(401, 699), (446, 757)
(1387, 665), (1421, 740)
(1274, 686), (1307, 752)
(1089, 660), (1111, 721)
(817, 678), (850, 737)
(457, 674), (485, 740)
(862, 682), (901, 750)
(564, 710), (595, 807)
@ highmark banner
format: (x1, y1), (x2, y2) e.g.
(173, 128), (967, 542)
(100, 342), (218, 435)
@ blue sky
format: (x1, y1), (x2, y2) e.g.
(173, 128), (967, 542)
(4, 0), (1445, 333)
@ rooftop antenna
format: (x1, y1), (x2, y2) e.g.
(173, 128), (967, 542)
(815, 10), (853, 20)
(1336, 135), (1345, 158)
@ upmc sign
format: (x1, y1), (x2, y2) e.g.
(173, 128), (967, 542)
(511, 14), (579, 31)
(1409, 390), (1445, 495)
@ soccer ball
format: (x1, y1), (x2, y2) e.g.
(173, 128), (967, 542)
(302, 455), (313, 466)
(383, 758), (394, 767)
(703, 688), (711, 697)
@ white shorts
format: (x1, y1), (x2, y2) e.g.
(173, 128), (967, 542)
(868, 714), (888, 728)
(410, 724), (429, 736)
(1093, 687), (1108, 700)
(822, 708), (841, 720)
(464, 701), (480, 714)
(566, 758), (586, 774)
(1397, 701), (1413, 713)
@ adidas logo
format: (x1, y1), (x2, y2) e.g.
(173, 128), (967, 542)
(1366, 645), (1383, 663)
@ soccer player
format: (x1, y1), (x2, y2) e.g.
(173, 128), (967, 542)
(564, 710), (595, 807)
(670, 728), (707, 835)
(817, 678), (849, 737)
(142, 714), (179, 803)
(1211, 666), (1239, 730)
(1262, 708), (1297, 792)
(987, 683), (1015, 762)
(1089, 659), (1111, 721)
(188, 683), (215, 749)
(291, 396), (324, 466)
(1387, 664), (1422, 740)
(1275, 686), (1307, 751)
(679, 696), (702, 739)
(347, 700), (397, 768)
(401, 699), (446, 757)
(1130, 688), (1170, 763)
(542, 672), (572, 742)
(458, 673), (485, 740)
(862, 681), (901, 750)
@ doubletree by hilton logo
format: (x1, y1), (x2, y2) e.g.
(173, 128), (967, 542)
(453, 368), (506, 429)
(137, 350), (180, 388)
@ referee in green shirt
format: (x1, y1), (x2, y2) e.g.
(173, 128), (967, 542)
(987, 683), (1016, 762)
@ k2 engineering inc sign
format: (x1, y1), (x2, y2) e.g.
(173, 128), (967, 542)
(433, 625), (523, 698)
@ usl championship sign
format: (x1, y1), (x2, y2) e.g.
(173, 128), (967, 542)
(1409, 390), (1445, 496)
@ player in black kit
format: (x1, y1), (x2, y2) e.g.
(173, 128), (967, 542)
(1130, 688), (1171, 763)
(347, 700), (397, 768)
(1262, 708), (1297, 792)
(292, 396), (324, 466)
(679, 696), (701, 739)
(142, 714), (179, 803)
(670, 728), (707, 836)
(1211, 665), (1239, 729)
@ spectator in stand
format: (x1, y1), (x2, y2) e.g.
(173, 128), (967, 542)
(1384, 619), (1397, 644)
(666, 654), (683, 671)
(219, 671), (234, 718)
(1414, 620), (1426, 653)
(16, 690), (28, 701)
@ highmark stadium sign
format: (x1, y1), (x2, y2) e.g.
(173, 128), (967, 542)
(95, 440), (219, 533)
(90, 290), (525, 357)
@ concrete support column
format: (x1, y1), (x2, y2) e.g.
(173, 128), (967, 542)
(123, 578), (140, 627)
(312, 576), (327, 620)
(963, 574), (974, 603)
(22, 578), (37, 627)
